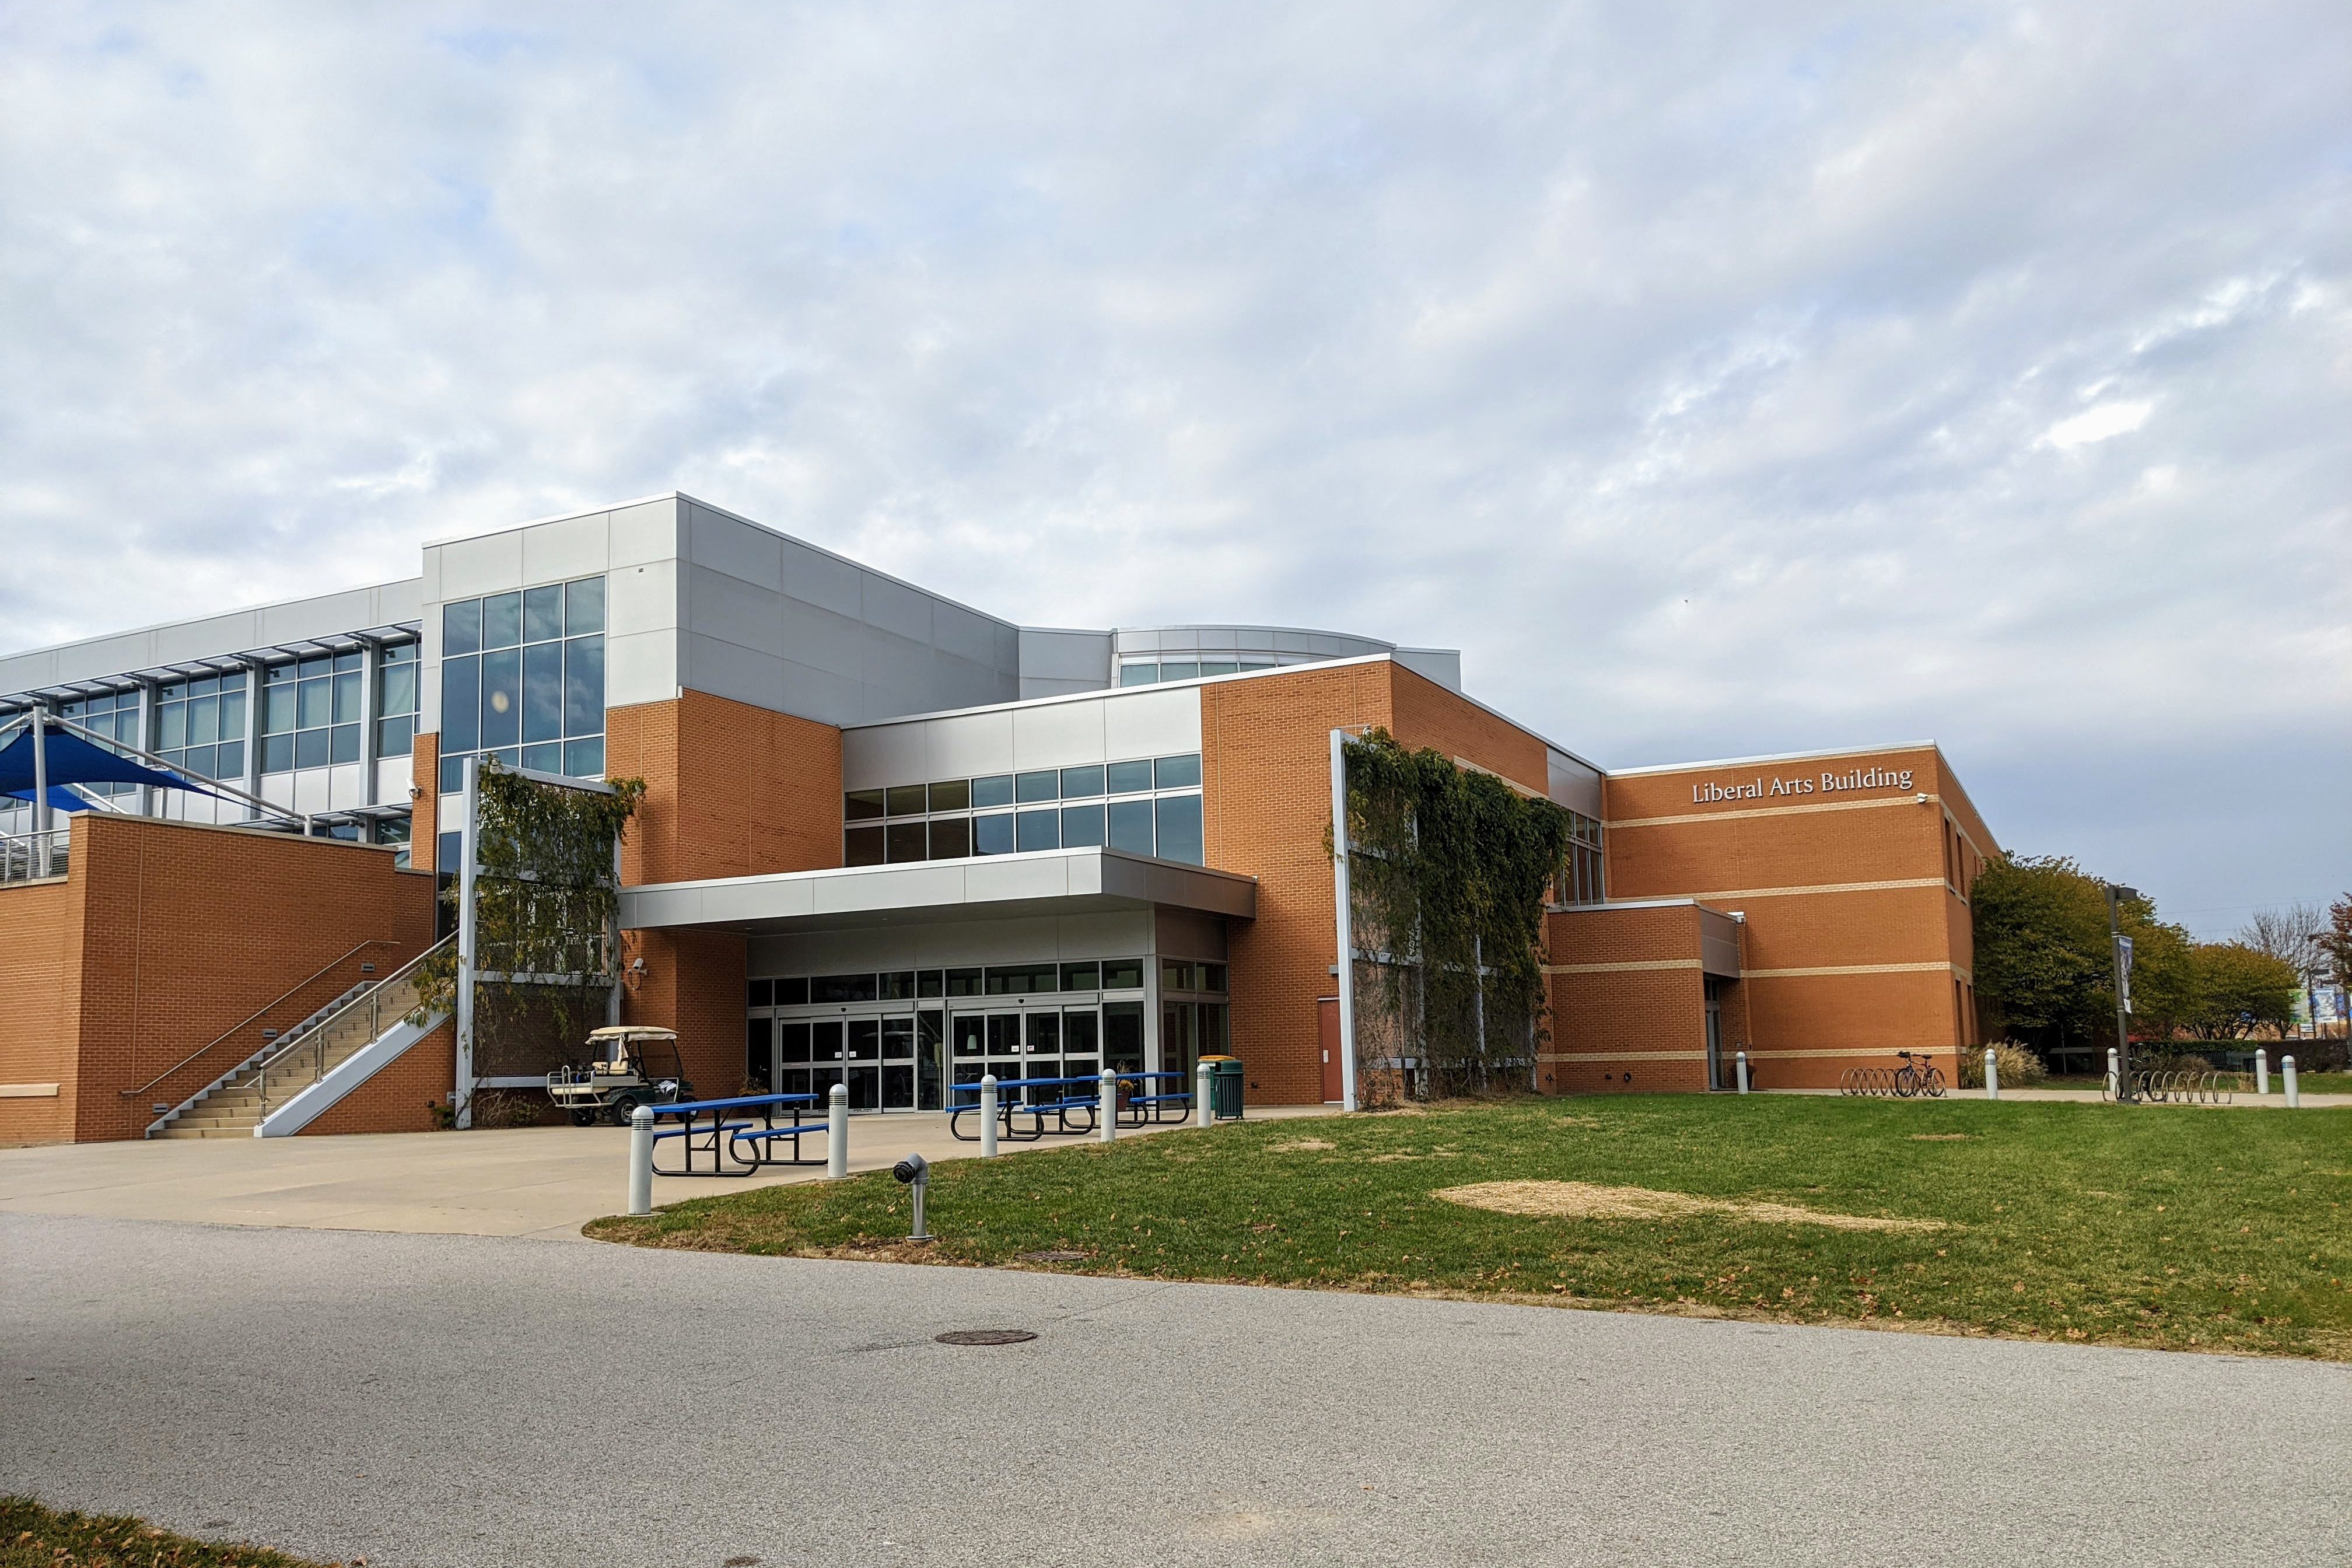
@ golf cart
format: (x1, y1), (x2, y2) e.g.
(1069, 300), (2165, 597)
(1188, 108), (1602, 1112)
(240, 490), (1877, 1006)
(548, 1026), (695, 1126)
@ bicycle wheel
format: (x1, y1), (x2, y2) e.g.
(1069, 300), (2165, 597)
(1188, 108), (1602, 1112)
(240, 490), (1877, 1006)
(1924, 1068), (1945, 1098)
(1894, 1067), (1918, 1098)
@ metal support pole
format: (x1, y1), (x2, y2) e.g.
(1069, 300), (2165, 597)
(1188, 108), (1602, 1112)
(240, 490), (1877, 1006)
(1983, 1046), (1999, 1100)
(1735, 1051), (1749, 1095)
(2256, 1048), (2270, 1096)
(30, 708), (50, 878)
(1329, 728), (1359, 1113)
(1098, 1069), (1117, 1143)
(907, 1169), (930, 1241)
(979, 1074), (999, 1158)
(2283, 1056), (2300, 1110)
(2106, 884), (2136, 1104)
(827, 1082), (849, 1179)
(2105, 1047), (2119, 1099)
(627, 1105), (654, 1216)
(453, 754), (481, 1129)
(1195, 1058), (1213, 1128)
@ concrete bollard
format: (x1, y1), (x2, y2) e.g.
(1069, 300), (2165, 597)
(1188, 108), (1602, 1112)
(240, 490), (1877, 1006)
(1099, 1069), (1118, 1143)
(627, 1104), (654, 1216)
(827, 1082), (849, 1180)
(2283, 1056), (2300, 1109)
(980, 1074), (999, 1158)
(2105, 1047), (2119, 1098)
(1735, 1051), (1749, 1095)
(1984, 1046), (2000, 1101)
(1195, 1059), (1213, 1128)
(2256, 1048), (2270, 1096)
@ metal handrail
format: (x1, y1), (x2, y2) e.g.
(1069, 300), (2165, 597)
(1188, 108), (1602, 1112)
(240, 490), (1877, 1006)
(0, 826), (71, 884)
(122, 937), (411, 1098)
(253, 935), (454, 1123)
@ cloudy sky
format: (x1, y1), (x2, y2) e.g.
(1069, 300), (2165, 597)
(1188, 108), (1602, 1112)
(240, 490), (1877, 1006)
(3, 3), (2346, 934)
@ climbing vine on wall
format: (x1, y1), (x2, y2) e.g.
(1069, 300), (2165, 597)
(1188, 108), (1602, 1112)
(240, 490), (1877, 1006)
(1341, 729), (1571, 1101)
(414, 763), (646, 1088)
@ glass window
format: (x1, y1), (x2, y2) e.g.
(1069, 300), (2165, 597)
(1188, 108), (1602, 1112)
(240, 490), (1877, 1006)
(985, 964), (1057, 995)
(1101, 958), (1145, 990)
(885, 785), (929, 816)
(331, 724), (361, 764)
(441, 654), (480, 756)
(296, 729), (330, 769)
(523, 584), (564, 643)
(813, 974), (879, 1004)
(845, 825), (885, 866)
(928, 779), (970, 813)
(523, 643), (564, 743)
(1103, 1000), (1146, 1071)
(565, 576), (606, 636)
(480, 648), (522, 748)
(946, 967), (985, 998)
(1014, 769), (1058, 803)
(379, 648), (418, 715)
(296, 677), (330, 731)
(1119, 663), (1157, 686)
(562, 737), (604, 778)
(1158, 660), (1199, 681)
(1060, 961), (1101, 991)
(918, 970), (945, 999)
(881, 970), (918, 1000)
(886, 821), (928, 862)
(1107, 798), (1154, 856)
(775, 978), (810, 1006)
(331, 670), (363, 724)
(748, 979), (775, 1007)
(1199, 661), (1238, 677)
(482, 592), (522, 649)
(973, 812), (1014, 855)
(971, 774), (1014, 808)
(776, 1022), (813, 1063)
(1060, 803), (1105, 848)
(1059, 765), (1104, 799)
(1164, 961), (1196, 992)
(563, 637), (603, 744)
(1154, 794), (1204, 864)
(928, 817), (970, 859)
(1202, 963), (1227, 993)
(443, 600), (482, 656)
(1016, 808), (1059, 852)
(1154, 753), (1202, 789)
(1105, 759), (1154, 794)
(520, 741), (559, 774)
(845, 789), (886, 821)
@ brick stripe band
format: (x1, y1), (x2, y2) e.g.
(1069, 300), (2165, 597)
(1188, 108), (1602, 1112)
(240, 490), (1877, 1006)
(1741, 962), (1958, 978)
(1540, 959), (1703, 975)
(1672, 877), (1945, 901)
(1535, 1050), (1709, 1062)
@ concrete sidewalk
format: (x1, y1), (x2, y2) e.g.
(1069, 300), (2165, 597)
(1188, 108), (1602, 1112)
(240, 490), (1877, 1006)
(0, 1105), (1334, 1241)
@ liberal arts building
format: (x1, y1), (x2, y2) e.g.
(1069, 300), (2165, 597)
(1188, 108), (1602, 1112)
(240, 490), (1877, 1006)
(0, 494), (1998, 1143)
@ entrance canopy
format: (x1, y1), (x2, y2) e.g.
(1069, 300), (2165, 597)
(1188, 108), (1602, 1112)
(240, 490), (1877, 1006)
(0, 726), (232, 810)
(620, 846), (1256, 935)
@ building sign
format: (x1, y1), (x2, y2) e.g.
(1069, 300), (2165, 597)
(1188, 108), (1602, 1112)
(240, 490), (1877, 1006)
(1691, 765), (1916, 805)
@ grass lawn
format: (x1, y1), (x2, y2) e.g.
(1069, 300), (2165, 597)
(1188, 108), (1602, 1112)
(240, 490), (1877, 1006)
(590, 1095), (2352, 1360)
(1, 1498), (334, 1568)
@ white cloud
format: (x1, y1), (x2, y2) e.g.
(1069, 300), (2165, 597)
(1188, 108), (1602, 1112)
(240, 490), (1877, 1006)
(2041, 399), (2154, 449)
(0, 0), (2346, 929)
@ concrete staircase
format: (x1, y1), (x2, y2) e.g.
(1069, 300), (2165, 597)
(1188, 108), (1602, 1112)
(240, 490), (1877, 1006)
(150, 941), (450, 1138)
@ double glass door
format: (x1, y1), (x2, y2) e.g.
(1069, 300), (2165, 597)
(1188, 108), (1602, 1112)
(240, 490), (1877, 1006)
(766, 1012), (944, 1110)
(949, 1008), (1103, 1104)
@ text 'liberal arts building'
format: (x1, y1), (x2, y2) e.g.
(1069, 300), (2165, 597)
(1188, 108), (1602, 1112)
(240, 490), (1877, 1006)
(0, 494), (1997, 1143)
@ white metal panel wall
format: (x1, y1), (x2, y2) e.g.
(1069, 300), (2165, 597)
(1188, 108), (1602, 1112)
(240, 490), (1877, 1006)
(841, 686), (1203, 791)
(747, 909), (1157, 976)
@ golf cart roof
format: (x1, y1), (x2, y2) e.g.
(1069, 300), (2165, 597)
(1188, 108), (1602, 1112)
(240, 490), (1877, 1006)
(587, 1026), (678, 1042)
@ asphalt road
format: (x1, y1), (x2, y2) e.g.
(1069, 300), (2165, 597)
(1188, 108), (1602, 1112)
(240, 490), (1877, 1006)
(4, 1213), (2346, 1568)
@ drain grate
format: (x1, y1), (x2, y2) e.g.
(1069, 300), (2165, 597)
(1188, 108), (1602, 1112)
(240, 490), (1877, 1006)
(1016, 1249), (1090, 1263)
(935, 1328), (1038, 1346)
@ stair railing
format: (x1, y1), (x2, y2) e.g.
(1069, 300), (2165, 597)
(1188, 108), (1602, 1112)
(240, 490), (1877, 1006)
(123, 938), (411, 1102)
(255, 935), (454, 1124)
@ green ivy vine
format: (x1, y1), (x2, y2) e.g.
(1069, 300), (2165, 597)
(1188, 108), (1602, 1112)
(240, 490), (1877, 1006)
(414, 762), (646, 1090)
(1341, 728), (1571, 1101)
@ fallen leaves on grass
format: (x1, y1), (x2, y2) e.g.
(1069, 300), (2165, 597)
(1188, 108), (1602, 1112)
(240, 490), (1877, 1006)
(1435, 1180), (1947, 1233)
(1268, 1138), (1335, 1153)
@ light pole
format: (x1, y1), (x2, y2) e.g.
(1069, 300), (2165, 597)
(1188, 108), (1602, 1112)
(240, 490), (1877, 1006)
(2106, 883), (2138, 1105)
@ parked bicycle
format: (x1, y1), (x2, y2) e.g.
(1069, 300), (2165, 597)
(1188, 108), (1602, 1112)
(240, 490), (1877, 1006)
(1839, 1051), (1948, 1098)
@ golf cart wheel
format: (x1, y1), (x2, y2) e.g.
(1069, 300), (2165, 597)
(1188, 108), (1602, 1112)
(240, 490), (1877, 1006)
(569, 1108), (597, 1127)
(608, 1095), (640, 1126)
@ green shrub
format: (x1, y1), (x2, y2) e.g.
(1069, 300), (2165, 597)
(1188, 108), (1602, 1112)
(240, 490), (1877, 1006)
(1959, 1040), (2048, 1088)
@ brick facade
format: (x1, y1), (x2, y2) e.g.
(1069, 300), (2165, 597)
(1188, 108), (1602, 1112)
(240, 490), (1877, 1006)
(0, 814), (437, 1144)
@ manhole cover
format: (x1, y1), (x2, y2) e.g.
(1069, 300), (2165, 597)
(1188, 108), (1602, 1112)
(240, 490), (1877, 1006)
(935, 1329), (1038, 1346)
(1016, 1249), (1090, 1263)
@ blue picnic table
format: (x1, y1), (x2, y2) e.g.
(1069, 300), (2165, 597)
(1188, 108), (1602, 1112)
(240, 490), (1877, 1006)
(646, 1091), (824, 1177)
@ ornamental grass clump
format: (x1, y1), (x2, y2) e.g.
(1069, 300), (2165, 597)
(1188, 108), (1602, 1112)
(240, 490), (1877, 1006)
(1959, 1040), (2049, 1088)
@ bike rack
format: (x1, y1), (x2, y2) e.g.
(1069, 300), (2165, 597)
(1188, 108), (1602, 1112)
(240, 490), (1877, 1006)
(1839, 1063), (1947, 1098)
(2102, 1069), (2237, 1105)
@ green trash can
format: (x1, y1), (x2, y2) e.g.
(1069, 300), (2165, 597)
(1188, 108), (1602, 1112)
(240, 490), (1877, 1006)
(1200, 1055), (1245, 1121)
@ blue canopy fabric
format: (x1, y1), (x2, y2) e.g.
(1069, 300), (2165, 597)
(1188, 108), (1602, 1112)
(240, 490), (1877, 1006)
(0, 726), (233, 806)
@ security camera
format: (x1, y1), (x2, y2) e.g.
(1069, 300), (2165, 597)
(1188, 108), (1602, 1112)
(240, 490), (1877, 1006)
(1915, 792), (1929, 804)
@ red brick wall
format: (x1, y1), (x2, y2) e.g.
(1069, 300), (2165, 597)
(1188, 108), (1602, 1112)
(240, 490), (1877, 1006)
(410, 732), (440, 873)
(0, 872), (85, 1146)
(0, 814), (438, 1143)
(1600, 746), (1998, 1087)
(1543, 902), (1710, 1094)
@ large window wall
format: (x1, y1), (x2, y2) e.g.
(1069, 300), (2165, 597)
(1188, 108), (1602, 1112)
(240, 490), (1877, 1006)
(746, 956), (1225, 1111)
(262, 652), (363, 772)
(844, 752), (1206, 867)
(438, 576), (606, 792)
(156, 677), (247, 782)
(1562, 809), (1605, 905)
(58, 690), (144, 799)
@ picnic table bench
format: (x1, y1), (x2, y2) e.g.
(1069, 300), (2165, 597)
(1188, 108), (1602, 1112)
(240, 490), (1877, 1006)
(946, 1074), (1112, 1141)
(1114, 1069), (1194, 1127)
(646, 1091), (822, 1177)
